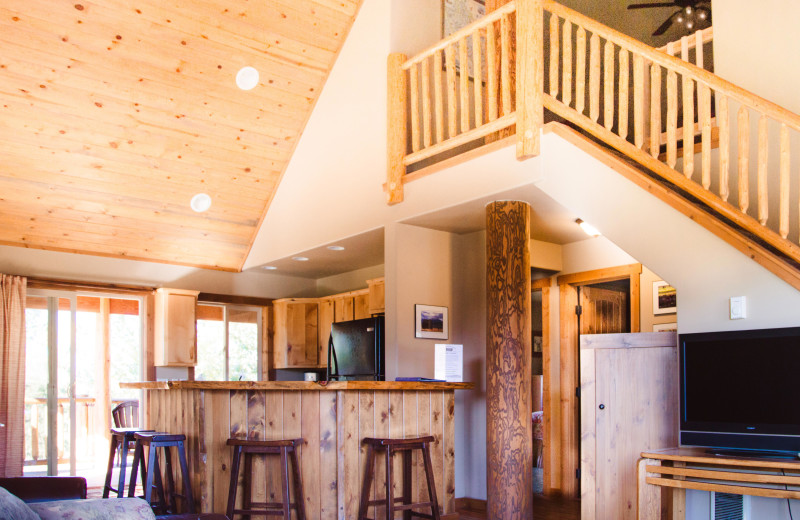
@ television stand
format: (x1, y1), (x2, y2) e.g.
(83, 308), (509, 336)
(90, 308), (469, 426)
(638, 447), (800, 520)
(706, 447), (800, 460)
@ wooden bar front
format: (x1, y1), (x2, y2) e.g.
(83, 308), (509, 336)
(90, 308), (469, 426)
(122, 381), (472, 519)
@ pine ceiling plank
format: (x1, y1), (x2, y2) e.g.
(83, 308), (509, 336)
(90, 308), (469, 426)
(0, 132), (281, 204)
(0, 14), (327, 105)
(0, 98), (291, 172)
(0, 199), (253, 245)
(0, 178), (260, 237)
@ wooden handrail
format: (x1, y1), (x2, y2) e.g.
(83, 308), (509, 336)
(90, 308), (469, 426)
(543, 0), (800, 132)
(658, 27), (713, 55)
(402, 2), (517, 69)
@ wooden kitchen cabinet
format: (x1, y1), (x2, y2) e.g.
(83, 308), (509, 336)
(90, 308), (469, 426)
(318, 298), (334, 367)
(154, 288), (199, 367)
(272, 298), (319, 369)
(580, 331), (678, 520)
(367, 277), (385, 314)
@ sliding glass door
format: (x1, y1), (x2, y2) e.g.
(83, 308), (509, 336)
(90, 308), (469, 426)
(25, 291), (144, 479)
(25, 291), (77, 476)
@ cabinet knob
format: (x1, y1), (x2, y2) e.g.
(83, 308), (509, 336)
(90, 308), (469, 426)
(598, 404), (605, 410)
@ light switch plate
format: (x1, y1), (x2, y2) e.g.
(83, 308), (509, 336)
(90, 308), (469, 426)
(729, 296), (746, 320)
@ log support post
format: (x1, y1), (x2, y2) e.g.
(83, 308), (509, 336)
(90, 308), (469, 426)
(516, 0), (543, 159)
(486, 201), (532, 519)
(387, 53), (408, 205)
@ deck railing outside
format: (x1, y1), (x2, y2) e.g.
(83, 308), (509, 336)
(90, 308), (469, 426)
(389, 0), (800, 267)
(25, 397), (133, 467)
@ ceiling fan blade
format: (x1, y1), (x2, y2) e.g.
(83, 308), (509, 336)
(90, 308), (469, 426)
(652, 13), (678, 36)
(628, 2), (677, 8)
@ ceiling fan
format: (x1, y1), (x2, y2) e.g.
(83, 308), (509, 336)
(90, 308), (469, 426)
(628, 0), (712, 36)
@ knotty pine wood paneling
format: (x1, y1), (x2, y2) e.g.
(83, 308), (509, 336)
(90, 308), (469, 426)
(147, 388), (457, 518)
(0, 0), (361, 270)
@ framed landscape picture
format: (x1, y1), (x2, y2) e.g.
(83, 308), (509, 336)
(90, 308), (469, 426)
(415, 304), (449, 339)
(653, 281), (677, 315)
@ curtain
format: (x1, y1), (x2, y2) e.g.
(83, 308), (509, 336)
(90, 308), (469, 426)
(0, 274), (27, 477)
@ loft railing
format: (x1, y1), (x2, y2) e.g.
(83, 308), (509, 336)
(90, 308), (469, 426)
(387, 0), (800, 267)
(386, 1), (541, 204)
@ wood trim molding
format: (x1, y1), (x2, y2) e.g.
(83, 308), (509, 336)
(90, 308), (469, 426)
(197, 292), (274, 307)
(27, 277), (155, 294)
(531, 277), (553, 291)
(557, 263), (642, 286)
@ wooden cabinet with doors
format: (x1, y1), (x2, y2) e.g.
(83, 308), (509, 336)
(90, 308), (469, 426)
(154, 288), (199, 367)
(579, 331), (678, 520)
(272, 298), (319, 369)
(367, 277), (385, 314)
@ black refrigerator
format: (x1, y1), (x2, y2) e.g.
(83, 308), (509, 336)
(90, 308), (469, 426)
(325, 316), (384, 381)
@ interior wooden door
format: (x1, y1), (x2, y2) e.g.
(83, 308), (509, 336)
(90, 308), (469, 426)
(579, 286), (627, 334)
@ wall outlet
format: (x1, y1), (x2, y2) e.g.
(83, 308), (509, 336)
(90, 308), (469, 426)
(729, 296), (747, 320)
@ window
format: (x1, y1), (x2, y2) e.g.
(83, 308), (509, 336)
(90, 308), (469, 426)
(195, 303), (262, 381)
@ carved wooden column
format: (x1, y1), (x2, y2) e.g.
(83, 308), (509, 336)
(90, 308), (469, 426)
(486, 201), (532, 519)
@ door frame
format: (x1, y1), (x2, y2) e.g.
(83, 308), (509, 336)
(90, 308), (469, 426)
(553, 263), (642, 498)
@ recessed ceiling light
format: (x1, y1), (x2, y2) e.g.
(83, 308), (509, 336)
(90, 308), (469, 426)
(236, 66), (259, 90)
(261, 266), (277, 270)
(292, 256), (309, 262)
(576, 218), (601, 237)
(327, 245), (345, 251)
(190, 193), (212, 213)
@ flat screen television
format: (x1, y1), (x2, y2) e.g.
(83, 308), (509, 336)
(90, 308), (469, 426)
(680, 326), (800, 457)
(326, 316), (384, 381)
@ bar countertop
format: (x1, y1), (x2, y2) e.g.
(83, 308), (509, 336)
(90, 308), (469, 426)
(121, 380), (475, 391)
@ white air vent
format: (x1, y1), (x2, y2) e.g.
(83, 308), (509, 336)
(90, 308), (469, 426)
(712, 492), (747, 520)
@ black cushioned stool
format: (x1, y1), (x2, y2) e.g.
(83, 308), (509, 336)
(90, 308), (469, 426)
(357, 436), (441, 520)
(128, 431), (194, 515)
(226, 438), (306, 520)
(103, 427), (154, 498)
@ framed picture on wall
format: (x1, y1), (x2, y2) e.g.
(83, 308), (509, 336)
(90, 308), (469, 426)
(442, 0), (486, 38)
(653, 322), (677, 332)
(653, 281), (677, 315)
(415, 304), (449, 339)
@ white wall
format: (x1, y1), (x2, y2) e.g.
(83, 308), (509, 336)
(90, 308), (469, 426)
(713, 0), (800, 115)
(315, 264), (384, 296)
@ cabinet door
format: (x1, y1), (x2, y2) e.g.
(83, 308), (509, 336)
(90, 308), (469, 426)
(368, 279), (385, 314)
(274, 302), (318, 368)
(318, 300), (334, 367)
(353, 293), (370, 320)
(582, 345), (677, 520)
(155, 289), (198, 367)
(333, 296), (354, 322)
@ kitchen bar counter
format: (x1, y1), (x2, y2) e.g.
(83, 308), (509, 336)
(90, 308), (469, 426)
(125, 380), (472, 518)
(122, 380), (474, 391)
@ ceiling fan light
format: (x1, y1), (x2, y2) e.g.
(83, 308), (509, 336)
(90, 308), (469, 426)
(684, 6), (693, 14)
(685, 20), (694, 29)
(698, 11), (707, 20)
(676, 14), (684, 23)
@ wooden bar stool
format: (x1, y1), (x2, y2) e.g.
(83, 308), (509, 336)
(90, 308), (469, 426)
(127, 432), (194, 515)
(226, 438), (306, 520)
(103, 427), (154, 498)
(357, 436), (441, 520)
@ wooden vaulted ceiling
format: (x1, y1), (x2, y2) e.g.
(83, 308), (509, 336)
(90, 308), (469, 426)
(0, 0), (361, 271)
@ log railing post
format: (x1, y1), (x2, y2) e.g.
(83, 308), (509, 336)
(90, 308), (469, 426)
(387, 52), (408, 205)
(516, 0), (543, 159)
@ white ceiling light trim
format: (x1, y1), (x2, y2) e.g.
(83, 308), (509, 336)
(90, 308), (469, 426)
(236, 66), (259, 90)
(190, 193), (212, 213)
